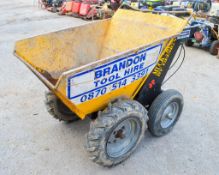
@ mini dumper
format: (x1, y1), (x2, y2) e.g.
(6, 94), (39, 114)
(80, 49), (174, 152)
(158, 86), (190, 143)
(14, 9), (189, 167)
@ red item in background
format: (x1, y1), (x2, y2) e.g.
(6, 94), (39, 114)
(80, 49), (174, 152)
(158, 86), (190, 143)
(194, 31), (204, 42)
(83, 0), (98, 3)
(79, 3), (91, 16)
(60, 1), (67, 12)
(86, 7), (98, 18)
(72, 1), (81, 14)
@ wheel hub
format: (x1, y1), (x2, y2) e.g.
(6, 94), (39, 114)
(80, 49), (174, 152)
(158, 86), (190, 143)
(106, 117), (141, 158)
(114, 127), (125, 140)
(160, 102), (179, 129)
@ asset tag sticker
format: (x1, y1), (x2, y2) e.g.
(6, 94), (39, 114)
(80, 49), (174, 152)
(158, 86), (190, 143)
(67, 44), (162, 104)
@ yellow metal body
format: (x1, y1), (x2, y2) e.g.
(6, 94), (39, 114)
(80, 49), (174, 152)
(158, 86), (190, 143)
(14, 9), (187, 119)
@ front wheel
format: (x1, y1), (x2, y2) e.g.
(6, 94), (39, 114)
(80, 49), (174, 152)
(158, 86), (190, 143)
(85, 99), (148, 167)
(148, 89), (184, 137)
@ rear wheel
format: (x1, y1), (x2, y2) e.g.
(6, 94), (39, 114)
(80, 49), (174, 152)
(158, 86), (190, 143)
(45, 91), (79, 122)
(148, 89), (184, 137)
(85, 99), (148, 167)
(210, 40), (219, 55)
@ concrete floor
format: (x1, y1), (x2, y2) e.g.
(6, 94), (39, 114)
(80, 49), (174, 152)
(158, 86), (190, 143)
(0, 0), (219, 175)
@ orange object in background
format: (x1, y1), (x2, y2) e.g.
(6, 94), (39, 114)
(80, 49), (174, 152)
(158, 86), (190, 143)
(65, 1), (74, 11)
(59, 0), (74, 14)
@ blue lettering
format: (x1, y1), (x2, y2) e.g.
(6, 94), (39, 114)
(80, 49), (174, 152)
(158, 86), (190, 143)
(109, 75), (115, 82)
(111, 64), (118, 74)
(100, 78), (107, 85)
(95, 70), (102, 79)
(112, 83), (117, 90)
(133, 56), (139, 64)
(94, 52), (146, 80)
(139, 63), (144, 69)
(103, 67), (110, 76)
(126, 58), (133, 67)
(119, 61), (126, 70)
(94, 80), (100, 87)
(134, 65), (139, 72)
(124, 68), (130, 76)
(139, 53), (146, 62)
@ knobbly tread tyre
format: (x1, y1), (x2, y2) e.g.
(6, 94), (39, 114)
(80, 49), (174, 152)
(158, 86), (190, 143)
(148, 89), (184, 137)
(85, 99), (148, 167)
(209, 40), (219, 55)
(45, 91), (79, 122)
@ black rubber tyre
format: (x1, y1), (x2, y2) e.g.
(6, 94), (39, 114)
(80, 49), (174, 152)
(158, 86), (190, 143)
(85, 99), (148, 167)
(45, 91), (79, 122)
(210, 40), (219, 55)
(185, 39), (193, 47)
(148, 89), (184, 137)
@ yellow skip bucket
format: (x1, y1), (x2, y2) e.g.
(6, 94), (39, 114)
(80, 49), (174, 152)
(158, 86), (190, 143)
(14, 9), (188, 119)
